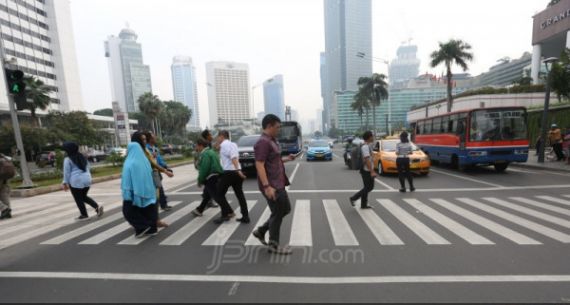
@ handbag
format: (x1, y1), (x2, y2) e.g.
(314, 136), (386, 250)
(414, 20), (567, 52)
(152, 170), (162, 188)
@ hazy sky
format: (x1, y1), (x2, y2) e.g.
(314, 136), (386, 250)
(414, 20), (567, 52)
(70, 0), (547, 128)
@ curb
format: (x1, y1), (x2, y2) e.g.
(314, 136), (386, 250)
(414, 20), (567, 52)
(9, 161), (194, 198)
(510, 162), (570, 174)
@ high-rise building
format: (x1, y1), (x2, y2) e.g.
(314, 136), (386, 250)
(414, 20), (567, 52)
(388, 44), (420, 86)
(171, 56), (200, 129)
(0, 0), (83, 112)
(263, 75), (285, 120)
(474, 53), (533, 87)
(322, 0), (372, 130)
(105, 27), (152, 113)
(206, 61), (250, 126)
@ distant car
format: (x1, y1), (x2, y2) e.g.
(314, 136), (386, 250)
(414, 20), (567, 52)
(307, 140), (333, 161)
(87, 150), (107, 162)
(237, 135), (261, 174)
(372, 139), (430, 176)
(161, 144), (174, 155)
(35, 151), (55, 167)
(109, 147), (127, 157)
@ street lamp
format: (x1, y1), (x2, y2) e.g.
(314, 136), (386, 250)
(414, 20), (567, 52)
(356, 52), (392, 135)
(537, 57), (558, 163)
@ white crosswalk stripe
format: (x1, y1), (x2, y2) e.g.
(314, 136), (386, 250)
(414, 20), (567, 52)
(202, 201), (258, 246)
(118, 201), (193, 245)
(354, 205), (403, 245)
(378, 199), (450, 245)
(403, 199), (494, 245)
(79, 201), (184, 245)
(535, 196), (570, 207)
(289, 200), (312, 246)
(483, 197), (570, 229)
(322, 200), (359, 246)
(509, 197), (570, 217)
(457, 198), (570, 243)
(0, 203), (77, 231)
(160, 204), (223, 246)
(431, 198), (541, 245)
(244, 206), (271, 246)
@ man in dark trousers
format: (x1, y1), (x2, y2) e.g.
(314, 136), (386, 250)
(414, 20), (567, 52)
(349, 130), (376, 209)
(216, 130), (249, 223)
(252, 114), (297, 255)
(195, 129), (218, 208)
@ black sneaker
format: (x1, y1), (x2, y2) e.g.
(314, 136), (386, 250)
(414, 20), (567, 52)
(349, 198), (356, 207)
(76, 215), (89, 221)
(192, 209), (203, 217)
(0, 208), (11, 219)
(399, 188), (406, 193)
(268, 245), (293, 255)
(135, 227), (151, 238)
(410, 187), (416, 192)
(144, 228), (158, 237)
(161, 205), (173, 211)
(360, 206), (373, 210)
(236, 217), (250, 224)
(252, 229), (267, 245)
(207, 201), (218, 208)
(96, 206), (104, 217)
(213, 216), (231, 224)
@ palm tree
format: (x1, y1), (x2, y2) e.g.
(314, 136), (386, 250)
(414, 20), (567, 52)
(357, 74), (389, 133)
(23, 76), (54, 127)
(430, 39), (474, 112)
(138, 92), (163, 134)
(351, 92), (369, 131)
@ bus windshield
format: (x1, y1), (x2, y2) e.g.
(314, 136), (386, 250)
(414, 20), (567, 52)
(470, 109), (527, 142)
(279, 125), (299, 142)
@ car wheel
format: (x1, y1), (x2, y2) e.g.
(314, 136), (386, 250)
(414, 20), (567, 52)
(377, 161), (384, 176)
(494, 163), (509, 172)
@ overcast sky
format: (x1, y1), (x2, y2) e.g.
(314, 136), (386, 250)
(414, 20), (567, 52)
(70, 0), (547, 128)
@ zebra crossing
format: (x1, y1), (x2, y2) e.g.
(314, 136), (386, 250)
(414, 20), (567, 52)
(3, 194), (570, 250)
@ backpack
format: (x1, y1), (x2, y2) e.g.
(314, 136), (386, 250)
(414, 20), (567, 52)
(350, 144), (364, 171)
(0, 157), (16, 180)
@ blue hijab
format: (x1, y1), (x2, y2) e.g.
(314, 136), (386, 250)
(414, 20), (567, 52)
(121, 142), (156, 207)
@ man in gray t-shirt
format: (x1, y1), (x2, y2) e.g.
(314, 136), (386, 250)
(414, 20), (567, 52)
(350, 131), (376, 209)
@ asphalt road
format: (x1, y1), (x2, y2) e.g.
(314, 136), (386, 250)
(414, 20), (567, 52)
(1, 147), (570, 302)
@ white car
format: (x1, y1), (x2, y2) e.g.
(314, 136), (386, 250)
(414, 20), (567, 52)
(109, 147), (127, 157)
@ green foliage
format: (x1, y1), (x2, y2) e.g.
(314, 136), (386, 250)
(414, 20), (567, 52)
(93, 108), (114, 117)
(54, 149), (64, 172)
(137, 92), (163, 134)
(106, 151), (124, 167)
(356, 73), (389, 132)
(0, 125), (55, 157)
(158, 101), (192, 138)
(549, 48), (570, 102)
(23, 76), (55, 126)
(527, 106), (570, 148)
(42, 111), (104, 146)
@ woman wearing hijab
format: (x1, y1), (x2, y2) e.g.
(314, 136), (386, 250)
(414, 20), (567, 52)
(130, 132), (174, 228)
(122, 141), (158, 237)
(61, 142), (103, 220)
(396, 131), (415, 193)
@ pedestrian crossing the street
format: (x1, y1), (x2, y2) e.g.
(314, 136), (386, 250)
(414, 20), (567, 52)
(3, 194), (570, 251)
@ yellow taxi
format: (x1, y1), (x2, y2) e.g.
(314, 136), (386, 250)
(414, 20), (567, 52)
(372, 139), (430, 175)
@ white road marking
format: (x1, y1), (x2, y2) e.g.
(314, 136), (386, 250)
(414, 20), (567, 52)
(431, 198), (540, 245)
(160, 204), (223, 246)
(535, 196), (570, 207)
(202, 201), (257, 246)
(289, 200), (312, 246)
(118, 201), (193, 245)
(171, 182), (197, 193)
(430, 169), (504, 188)
(403, 199), (493, 245)
(244, 206), (271, 246)
(286, 163), (300, 191)
(4, 272), (570, 284)
(457, 198), (570, 243)
(354, 206), (403, 245)
(378, 199), (450, 245)
(375, 178), (395, 190)
(509, 197), (570, 217)
(322, 200), (359, 246)
(79, 201), (184, 245)
(483, 197), (570, 229)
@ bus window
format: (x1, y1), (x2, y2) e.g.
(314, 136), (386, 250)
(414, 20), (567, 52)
(449, 114), (458, 133)
(441, 116), (449, 133)
(432, 117), (442, 134)
(457, 118), (466, 143)
(425, 119), (432, 134)
(417, 121), (424, 135)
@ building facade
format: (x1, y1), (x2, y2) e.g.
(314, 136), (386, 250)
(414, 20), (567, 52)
(104, 27), (152, 113)
(322, 0), (372, 131)
(0, 0), (84, 112)
(263, 74), (285, 120)
(206, 61), (250, 127)
(475, 53), (533, 87)
(388, 44), (420, 86)
(171, 56), (200, 129)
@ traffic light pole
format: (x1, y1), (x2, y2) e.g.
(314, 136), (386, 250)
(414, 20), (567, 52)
(6, 88), (34, 188)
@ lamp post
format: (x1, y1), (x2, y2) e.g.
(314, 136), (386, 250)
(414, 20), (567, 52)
(537, 57), (558, 163)
(356, 52), (391, 135)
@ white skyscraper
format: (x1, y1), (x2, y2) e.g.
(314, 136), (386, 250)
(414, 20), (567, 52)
(171, 56), (200, 129)
(388, 44), (420, 86)
(263, 74), (285, 120)
(206, 61), (250, 126)
(0, 0), (84, 112)
(104, 27), (152, 113)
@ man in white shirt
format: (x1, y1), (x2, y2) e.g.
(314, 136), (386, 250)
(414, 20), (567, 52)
(216, 130), (249, 224)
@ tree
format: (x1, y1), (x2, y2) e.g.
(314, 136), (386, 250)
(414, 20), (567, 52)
(23, 76), (55, 127)
(43, 111), (104, 146)
(158, 101), (192, 138)
(430, 39), (474, 112)
(351, 92), (369, 130)
(550, 48), (570, 103)
(357, 73), (389, 133)
(93, 108), (114, 117)
(0, 125), (55, 160)
(137, 92), (163, 134)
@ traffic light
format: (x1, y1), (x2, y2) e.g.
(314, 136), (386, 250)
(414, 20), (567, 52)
(4, 68), (26, 96)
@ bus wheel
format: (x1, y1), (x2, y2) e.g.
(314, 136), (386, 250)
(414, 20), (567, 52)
(494, 163), (509, 172)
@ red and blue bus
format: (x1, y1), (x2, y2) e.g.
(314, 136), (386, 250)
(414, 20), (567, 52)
(409, 107), (529, 172)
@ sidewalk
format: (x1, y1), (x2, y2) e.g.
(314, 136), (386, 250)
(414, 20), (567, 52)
(511, 149), (570, 173)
